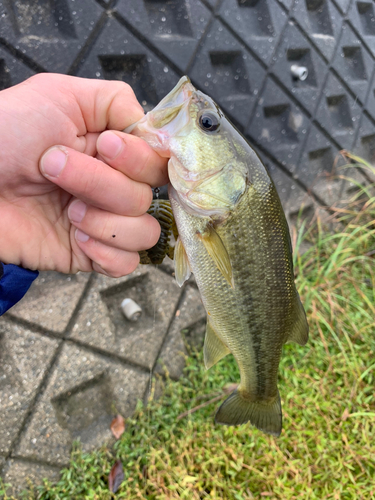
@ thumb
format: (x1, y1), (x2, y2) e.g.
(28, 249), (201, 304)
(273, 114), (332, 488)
(29, 73), (145, 132)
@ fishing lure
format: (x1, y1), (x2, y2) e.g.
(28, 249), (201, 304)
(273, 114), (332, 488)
(139, 190), (178, 265)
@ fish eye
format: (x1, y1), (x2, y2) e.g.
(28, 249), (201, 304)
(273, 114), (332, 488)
(198, 112), (220, 132)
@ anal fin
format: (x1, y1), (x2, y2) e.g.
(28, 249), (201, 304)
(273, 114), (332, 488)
(204, 319), (230, 370)
(286, 295), (309, 346)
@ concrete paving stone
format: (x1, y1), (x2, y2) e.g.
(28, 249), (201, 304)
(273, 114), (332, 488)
(331, 22), (374, 105)
(270, 22), (328, 116)
(364, 80), (375, 122)
(335, 161), (372, 206)
(315, 71), (361, 150)
(286, 190), (334, 251)
(248, 77), (310, 175)
(77, 14), (180, 113)
(180, 316), (206, 353)
(353, 113), (375, 181)
(15, 341), (150, 466)
(253, 152), (332, 244)
(254, 151), (294, 209)
(189, 19), (266, 128)
(0, 46), (35, 90)
(0, 0), (104, 73)
(0, 320), (60, 456)
(115, 0), (212, 73)
(159, 257), (175, 276)
(251, 154), (320, 243)
(70, 266), (182, 370)
(283, 178), (318, 231)
(8, 271), (90, 334)
(0, 455), (5, 473)
(219, 0), (288, 64)
(204, 0), (219, 7)
(310, 176), (345, 209)
(2, 459), (60, 497)
(295, 123), (350, 208)
(347, 0), (375, 58)
(277, 0), (293, 11)
(292, 0), (343, 63)
(155, 284), (206, 379)
(332, 0), (350, 15)
(149, 375), (166, 402)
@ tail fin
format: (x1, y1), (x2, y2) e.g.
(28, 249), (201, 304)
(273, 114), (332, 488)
(215, 389), (282, 436)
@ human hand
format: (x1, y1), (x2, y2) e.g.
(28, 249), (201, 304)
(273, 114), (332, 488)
(0, 74), (168, 276)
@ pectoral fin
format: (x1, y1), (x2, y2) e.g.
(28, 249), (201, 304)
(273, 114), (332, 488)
(174, 236), (191, 287)
(204, 319), (230, 370)
(197, 225), (234, 288)
(286, 295), (309, 346)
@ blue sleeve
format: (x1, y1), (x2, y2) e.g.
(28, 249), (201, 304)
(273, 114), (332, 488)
(0, 263), (39, 315)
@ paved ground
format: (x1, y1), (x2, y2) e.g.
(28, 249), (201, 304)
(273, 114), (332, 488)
(0, 262), (209, 494)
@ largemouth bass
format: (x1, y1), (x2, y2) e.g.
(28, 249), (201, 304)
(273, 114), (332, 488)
(129, 76), (308, 436)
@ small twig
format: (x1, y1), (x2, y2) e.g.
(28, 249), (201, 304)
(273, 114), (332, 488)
(184, 391), (222, 404)
(177, 383), (238, 421)
(177, 394), (224, 420)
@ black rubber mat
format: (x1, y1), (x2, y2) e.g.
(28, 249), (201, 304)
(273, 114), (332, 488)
(1, 0), (374, 207)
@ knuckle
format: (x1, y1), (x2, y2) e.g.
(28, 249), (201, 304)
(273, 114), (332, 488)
(123, 253), (140, 275)
(106, 81), (140, 109)
(145, 216), (161, 249)
(96, 245), (139, 278)
(108, 253), (139, 278)
(25, 73), (47, 87)
(119, 81), (133, 94)
(140, 148), (154, 176)
(109, 79), (132, 93)
(136, 185), (153, 215)
(97, 212), (113, 242)
(81, 159), (103, 197)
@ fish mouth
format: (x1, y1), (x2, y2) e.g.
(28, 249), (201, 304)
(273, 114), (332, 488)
(148, 76), (194, 129)
(125, 76), (195, 156)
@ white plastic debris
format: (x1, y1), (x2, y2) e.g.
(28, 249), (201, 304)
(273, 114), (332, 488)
(291, 65), (308, 81)
(121, 298), (142, 322)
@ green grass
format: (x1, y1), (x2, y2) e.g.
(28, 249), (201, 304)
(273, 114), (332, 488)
(2, 156), (375, 499)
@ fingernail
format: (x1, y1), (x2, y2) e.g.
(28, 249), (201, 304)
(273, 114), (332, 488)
(95, 263), (110, 276)
(40, 147), (67, 178)
(68, 200), (87, 223)
(75, 229), (90, 243)
(97, 131), (123, 160)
